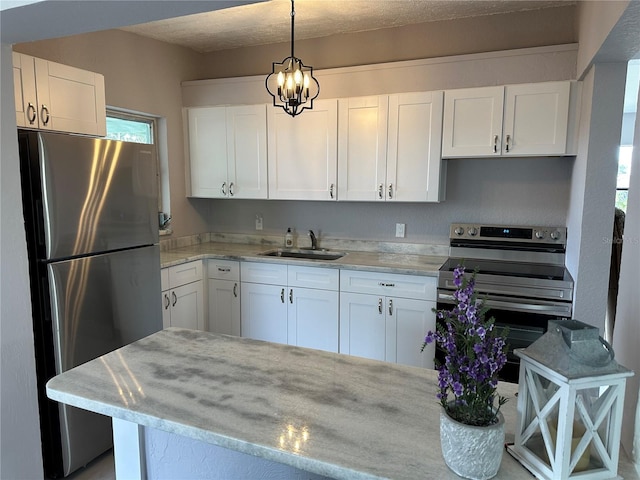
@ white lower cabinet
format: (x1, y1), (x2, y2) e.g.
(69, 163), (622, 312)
(339, 270), (437, 368)
(207, 260), (240, 336)
(240, 262), (339, 352)
(161, 261), (205, 331)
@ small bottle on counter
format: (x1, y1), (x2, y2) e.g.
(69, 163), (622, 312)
(285, 228), (293, 248)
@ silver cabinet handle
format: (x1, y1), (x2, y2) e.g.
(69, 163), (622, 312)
(493, 135), (499, 153)
(40, 104), (50, 125)
(388, 299), (393, 316)
(329, 183), (334, 199)
(388, 184), (393, 199)
(217, 267), (231, 273)
(172, 291), (177, 307)
(221, 182), (227, 196)
(281, 288), (285, 303)
(289, 288), (293, 304)
(378, 184), (383, 199)
(27, 102), (37, 124)
(233, 283), (238, 298)
(378, 282), (395, 287)
(164, 293), (170, 310)
(378, 298), (383, 314)
(505, 134), (511, 153)
(229, 182), (234, 196)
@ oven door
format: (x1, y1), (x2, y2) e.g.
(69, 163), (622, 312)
(436, 291), (572, 383)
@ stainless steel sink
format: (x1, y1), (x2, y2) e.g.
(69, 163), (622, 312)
(259, 248), (346, 261)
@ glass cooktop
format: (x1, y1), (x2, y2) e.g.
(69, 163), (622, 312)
(440, 257), (568, 281)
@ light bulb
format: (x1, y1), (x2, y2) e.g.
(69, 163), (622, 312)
(277, 71), (285, 87)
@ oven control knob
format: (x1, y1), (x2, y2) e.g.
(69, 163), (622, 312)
(550, 230), (562, 240)
(467, 227), (478, 236)
(535, 230), (546, 239)
(454, 226), (464, 236)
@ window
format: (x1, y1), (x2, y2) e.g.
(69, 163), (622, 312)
(106, 110), (169, 227)
(616, 145), (632, 213)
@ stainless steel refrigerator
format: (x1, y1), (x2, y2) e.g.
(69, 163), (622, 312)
(18, 130), (162, 478)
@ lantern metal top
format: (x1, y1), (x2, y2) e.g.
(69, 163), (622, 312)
(515, 319), (633, 381)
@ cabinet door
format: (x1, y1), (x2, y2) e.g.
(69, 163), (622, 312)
(267, 99), (338, 200)
(240, 282), (288, 344)
(288, 287), (339, 353)
(388, 297), (435, 368)
(337, 96), (388, 201)
(502, 81), (570, 156)
(208, 279), (240, 336)
(13, 52), (38, 128)
(170, 281), (205, 331)
(226, 105), (268, 199)
(35, 57), (106, 136)
(339, 292), (386, 361)
(441, 86), (504, 158)
(387, 91), (444, 202)
(161, 291), (171, 329)
(187, 107), (228, 198)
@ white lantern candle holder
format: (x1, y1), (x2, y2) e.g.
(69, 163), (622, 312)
(506, 320), (633, 480)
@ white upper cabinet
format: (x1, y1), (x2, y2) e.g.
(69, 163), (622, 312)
(337, 96), (388, 201)
(267, 99), (338, 201)
(386, 91), (444, 202)
(338, 92), (444, 203)
(187, 104), (267, 199)
(442, 81), (571, 158)
(13, 52), (106, 136)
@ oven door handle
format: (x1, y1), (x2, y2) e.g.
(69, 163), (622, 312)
(438, 293), (572, 315)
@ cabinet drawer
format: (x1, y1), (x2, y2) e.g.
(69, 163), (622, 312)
(208, 259), (240, 281)
(288, 265), (339, 291)
(161, 268), (169, 291)
(241, 262), (288, 285)
(340, 270), (436, 301)
(167, 260), (203, 288)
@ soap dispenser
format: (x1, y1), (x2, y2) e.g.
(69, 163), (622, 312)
(285, 228), (293, 248)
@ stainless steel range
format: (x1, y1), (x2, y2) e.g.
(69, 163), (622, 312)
(437, 223), (574, 383)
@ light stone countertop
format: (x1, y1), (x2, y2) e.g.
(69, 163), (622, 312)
(46, 328), (539, 480)
(160, 241), (448, 277)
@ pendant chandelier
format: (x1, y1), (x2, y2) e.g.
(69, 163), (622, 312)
(265, 0), (319, 117)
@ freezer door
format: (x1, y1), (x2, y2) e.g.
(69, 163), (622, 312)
(38, 132), (158, 259)
(47, 245), (162, 475)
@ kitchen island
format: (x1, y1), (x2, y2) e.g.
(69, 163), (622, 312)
(47, 328), (529, 479)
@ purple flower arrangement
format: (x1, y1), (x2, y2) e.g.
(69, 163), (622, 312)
(422, 265), (509, 427)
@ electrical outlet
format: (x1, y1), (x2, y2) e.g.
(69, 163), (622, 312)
(255, 214), (263, 231)
(395, 223), (405, 238)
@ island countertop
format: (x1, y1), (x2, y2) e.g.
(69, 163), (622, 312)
(47, 328), (529, 480)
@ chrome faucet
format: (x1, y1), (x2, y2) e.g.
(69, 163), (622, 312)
(309, 230), (317, 250)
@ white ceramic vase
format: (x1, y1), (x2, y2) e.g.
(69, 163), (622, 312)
(440, 407), (505, 480)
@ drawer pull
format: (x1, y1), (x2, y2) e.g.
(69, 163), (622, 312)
(378, 282), (395, 287)
(388, 299), (393, 316)
(233, 283), (238, 298)
(289, 288), (293, 304)
(164, 293), (170, 310)
(217, 267), (231, 273)
(281, 288), (285, 303)
(172, 291), (177, 307)
(378, 298), (383, 314)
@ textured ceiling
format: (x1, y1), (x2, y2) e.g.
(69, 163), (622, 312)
(121, 0), (574, 53)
